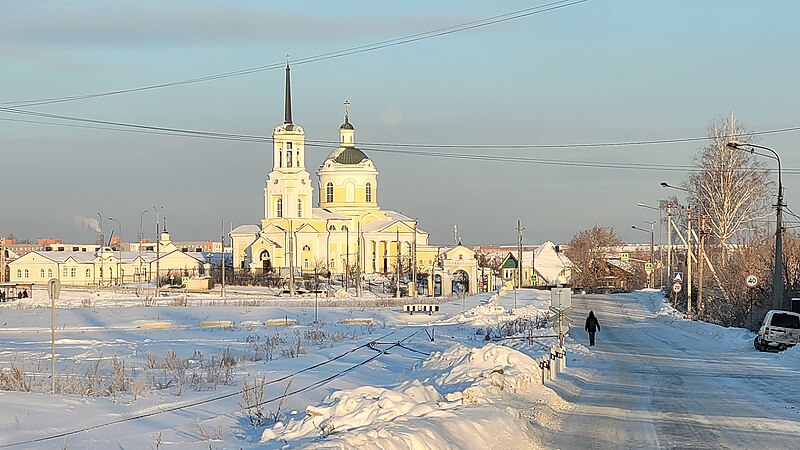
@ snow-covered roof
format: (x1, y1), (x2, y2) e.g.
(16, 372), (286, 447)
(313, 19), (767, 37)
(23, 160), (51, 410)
(230, 224), (260, 235)
(312, 208), (348, 220)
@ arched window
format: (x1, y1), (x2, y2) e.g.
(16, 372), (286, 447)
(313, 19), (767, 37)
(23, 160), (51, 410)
(85, 268), (91, 278)
(366, 182), (372, 202)
(298, 199), (303, 217)
(302, 245), (311, 251)
(326, 182), (334, 203)
(40, 269), (45, 278)
(329, 225), (336, 231)
(24, 269), (29, 279)
(48, 269), (53, 278)
(276, 198), (283, 218)
(16, 269), (21, 278)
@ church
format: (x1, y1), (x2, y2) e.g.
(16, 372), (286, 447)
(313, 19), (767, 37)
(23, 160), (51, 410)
(231, 63), (480, 295)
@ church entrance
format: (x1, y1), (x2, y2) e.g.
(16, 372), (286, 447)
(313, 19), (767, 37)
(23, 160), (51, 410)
(259, 250), (272, 272)
(452, 270), (469, 296)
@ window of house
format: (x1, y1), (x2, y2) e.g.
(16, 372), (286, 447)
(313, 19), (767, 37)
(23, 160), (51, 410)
(40, 269), (45, 278)
(70, 267), (76, 277)
(16, 269), (21, 278)
(48, 269), (53, 278)
(85, 268), (91, 278)
(63, 267), (68, 277)
(24, 269), (29, 278)
(276, 198), (283, 218)
(366, 182), (372, 202)
(326, 182), (334, 203)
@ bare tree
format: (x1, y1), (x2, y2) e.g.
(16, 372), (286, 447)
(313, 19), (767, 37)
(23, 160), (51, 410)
(565, 226), (623, 289)
(686, 113), (772, 260)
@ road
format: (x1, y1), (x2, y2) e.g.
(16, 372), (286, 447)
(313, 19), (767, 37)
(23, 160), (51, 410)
(550, 293), (800, 449)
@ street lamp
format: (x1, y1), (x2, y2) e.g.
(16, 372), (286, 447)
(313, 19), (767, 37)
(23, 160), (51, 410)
(637, 201), (664, 287)
(108, 217), (122, 285)
(632, 225), (654, 288)
(97, 212), (104, 287)
(152, 205), (163, 297)
(139, 209), (148, 285)
(727, 142), (785, 310)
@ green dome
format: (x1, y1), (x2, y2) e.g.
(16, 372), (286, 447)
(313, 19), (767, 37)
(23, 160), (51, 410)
(333, 147), (369, 165)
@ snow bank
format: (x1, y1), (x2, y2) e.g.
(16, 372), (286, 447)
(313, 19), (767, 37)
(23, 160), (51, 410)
(261, 343), (546, 448)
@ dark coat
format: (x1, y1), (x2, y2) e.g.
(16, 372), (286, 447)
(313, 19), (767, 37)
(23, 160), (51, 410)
(585, 312), (600, 333)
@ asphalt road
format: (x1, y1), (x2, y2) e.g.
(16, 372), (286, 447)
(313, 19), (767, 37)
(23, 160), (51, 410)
(550, 293), (800, 450)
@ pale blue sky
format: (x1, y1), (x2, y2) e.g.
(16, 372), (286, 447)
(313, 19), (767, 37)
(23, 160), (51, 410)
(2, 1), (799, 245)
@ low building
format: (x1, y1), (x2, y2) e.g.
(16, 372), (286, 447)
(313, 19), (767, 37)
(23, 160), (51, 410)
(8, 230), (204, 287)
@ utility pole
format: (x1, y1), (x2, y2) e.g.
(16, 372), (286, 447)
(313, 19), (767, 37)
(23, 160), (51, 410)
(0, 234), (6, 284)
(516, 220), (525, 288)
(686, 209), (693, 319)
(663, 204), (677, 286)
(152, 206), (161, 298)
(97, 212), (104, 288)
(220, 219), (225, 298)
(356, 222), (362, 298)
(289, 219), (295, 297)
(697, 216), (710, 318)
(396, 228), (401, 298)
(412, 219), (418, 300)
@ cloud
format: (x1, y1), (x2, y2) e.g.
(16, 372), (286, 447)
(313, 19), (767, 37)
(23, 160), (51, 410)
(0, 5), (444, 49)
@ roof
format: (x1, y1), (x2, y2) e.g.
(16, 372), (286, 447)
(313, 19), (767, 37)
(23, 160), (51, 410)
(312, 208), (348, 220)
(230, 224), (261, 235)
(333, 147), (369, 165)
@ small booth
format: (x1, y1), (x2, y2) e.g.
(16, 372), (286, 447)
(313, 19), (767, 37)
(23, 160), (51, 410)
(0, 283), (34, 301)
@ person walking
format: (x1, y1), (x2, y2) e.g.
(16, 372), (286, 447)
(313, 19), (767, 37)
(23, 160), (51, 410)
(585, 310), (600, 346)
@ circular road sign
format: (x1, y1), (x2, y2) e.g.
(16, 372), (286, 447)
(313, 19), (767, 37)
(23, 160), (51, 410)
(745, 275), (758, 288)
(672, 282), (682, 293)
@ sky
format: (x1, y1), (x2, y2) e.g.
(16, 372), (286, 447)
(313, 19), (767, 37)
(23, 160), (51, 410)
(2, 0), (799, 246)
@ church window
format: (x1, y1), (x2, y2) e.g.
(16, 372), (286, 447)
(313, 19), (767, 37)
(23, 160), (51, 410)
(286, 142), (292, 149)
(326, 183), (334, 203)
(298, 199), (303, 217)
(48, 269), (53, 278)
(366, 183), (372, 202)
(276, 198), (283, 218)
(40, 269), (45, 278)
(287, 150), (293, 167)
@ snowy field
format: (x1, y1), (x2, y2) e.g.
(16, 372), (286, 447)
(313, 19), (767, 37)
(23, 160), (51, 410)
(0, 287), (797, 449)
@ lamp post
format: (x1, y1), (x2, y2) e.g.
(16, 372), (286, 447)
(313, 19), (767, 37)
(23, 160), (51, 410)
(139, 209), (148, 285)
(152, 205), (163, 298)
(637, 202), (664, 287)
(727, 142), (785, 310)
(632, 225), (654, 288)
(97, 212), (104, 287)
(108, 217), (122, 285)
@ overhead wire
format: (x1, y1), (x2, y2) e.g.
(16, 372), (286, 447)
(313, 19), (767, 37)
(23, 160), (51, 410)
(0, 0), (587, 108)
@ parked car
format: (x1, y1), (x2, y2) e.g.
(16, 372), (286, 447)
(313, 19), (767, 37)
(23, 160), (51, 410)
(754, 310), (800, 352)
(571, 287), (587, 295)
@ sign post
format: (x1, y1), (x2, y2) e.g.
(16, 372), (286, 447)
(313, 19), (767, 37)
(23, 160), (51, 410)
(48, 278), (61, 396)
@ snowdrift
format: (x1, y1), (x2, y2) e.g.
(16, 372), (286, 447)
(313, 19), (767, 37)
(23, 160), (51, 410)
(261, 343), (546, 449)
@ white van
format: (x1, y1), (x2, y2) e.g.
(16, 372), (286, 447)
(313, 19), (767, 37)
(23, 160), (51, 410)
(754, 310), (800, 352)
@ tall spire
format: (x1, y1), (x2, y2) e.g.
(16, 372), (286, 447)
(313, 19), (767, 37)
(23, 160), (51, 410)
(284, 55), (292, 125)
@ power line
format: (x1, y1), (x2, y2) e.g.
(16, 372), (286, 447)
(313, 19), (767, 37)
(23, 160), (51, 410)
(4, 106), (800, 174)
(0, 0), (588, 108)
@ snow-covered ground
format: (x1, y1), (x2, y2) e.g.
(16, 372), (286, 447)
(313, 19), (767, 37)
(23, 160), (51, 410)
(0, 287), (797, 448)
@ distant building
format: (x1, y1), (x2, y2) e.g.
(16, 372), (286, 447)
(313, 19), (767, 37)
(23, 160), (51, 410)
(8, 230), (204, 286)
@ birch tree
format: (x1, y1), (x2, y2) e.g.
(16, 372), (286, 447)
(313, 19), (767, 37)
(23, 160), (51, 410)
(686, 113), (772, 258)
(565, 226), (622, 288)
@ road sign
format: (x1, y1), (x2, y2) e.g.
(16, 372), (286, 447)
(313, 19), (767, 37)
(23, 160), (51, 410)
(673, 272), (684, 283)
(745, 275), (758, 288)
(672, 282), (682, 293)
(181, 276), (190, 287)
(531, 274), (537, 283)
(551, 288), (572, 309)
(620, 252), (629, 262)
(47, 278), (61, 300)
(644, 262), (653, 274)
